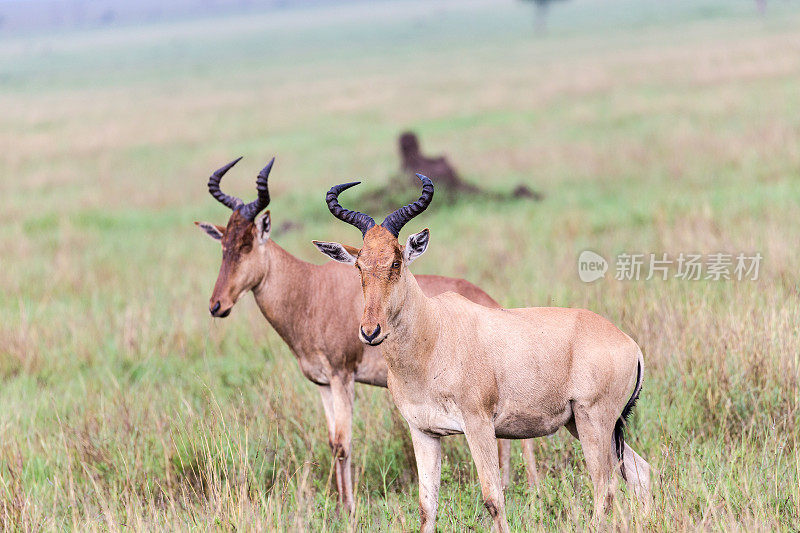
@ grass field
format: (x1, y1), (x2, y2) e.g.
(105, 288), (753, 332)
(1, 0), (799, 530)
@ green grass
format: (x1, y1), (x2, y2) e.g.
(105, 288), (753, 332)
(1, 0), (799, 530)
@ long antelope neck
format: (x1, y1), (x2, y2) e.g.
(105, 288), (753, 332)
(383, 269), (439, 371)
(250, 239), (316, 339)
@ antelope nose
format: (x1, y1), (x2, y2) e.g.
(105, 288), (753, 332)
(360, 324), (381, 343)
(210, 301), (221, 316)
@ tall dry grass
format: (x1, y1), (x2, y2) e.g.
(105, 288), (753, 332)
(0, 0), (799, 530)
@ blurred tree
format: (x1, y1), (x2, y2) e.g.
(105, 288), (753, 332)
(520, 0), (569, 32)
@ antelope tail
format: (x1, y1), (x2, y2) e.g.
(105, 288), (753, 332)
(614, 357), (642, 481)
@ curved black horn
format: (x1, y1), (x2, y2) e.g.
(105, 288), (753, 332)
(208, 157), (244, 210)
(325, 182), (376, 236)
(240, 157), (274, 221)
(380, 173), (434, 237)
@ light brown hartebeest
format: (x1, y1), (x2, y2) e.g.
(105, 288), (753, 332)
(195, 158), (539, 513)
(314, 174), (652, 531)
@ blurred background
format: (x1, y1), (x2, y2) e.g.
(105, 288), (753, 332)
(1, 0), (799, 530)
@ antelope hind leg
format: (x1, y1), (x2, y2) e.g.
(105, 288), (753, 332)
(623, 443), (652, 511)
(521, 439), (540, 489)
(572, 405), (619, 523)
(498, 440), (511, 491)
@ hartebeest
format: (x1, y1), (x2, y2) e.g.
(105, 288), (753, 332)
(314, 175), (652, 531)
(195, 158), (539, 513)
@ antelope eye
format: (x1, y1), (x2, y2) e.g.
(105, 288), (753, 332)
(392, 261), (401, 269)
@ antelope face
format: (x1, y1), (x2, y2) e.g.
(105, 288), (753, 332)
(356, 227), (403, 344)
(314, 174), (433, 346)
(195, 157), (275, 318)
(196, 210), (271, 317)
(315, 226), (429, 345)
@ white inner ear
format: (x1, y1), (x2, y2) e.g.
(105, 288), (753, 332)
(257, 212), (271, 243)
(313, 241), (357, 264)
(404, 229), (429, 264)
(197, 222), (223, 241)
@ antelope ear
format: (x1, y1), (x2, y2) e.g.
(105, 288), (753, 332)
(256, 211), (271, 243)
(313, 241), (358, 264)
(342, 244), (361, 257)
(404, 228), (429, 264)
(195, 221), (224, 241)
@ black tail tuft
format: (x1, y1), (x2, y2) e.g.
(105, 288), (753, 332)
(614, 359), (642, 481)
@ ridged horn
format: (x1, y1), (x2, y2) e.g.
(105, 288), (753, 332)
(325, 182), (376, 236)
(207, 157), (244, 210)
(239, 157), (274, 221)
(380, 173), (434, 237)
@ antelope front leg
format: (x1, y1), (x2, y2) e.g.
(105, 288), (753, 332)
(331, 373), (355, 513)
(317, 385), (342, 508)
(464, 420), (510, 533)
(409, 426), (442, 533)
(317, 374), (356, 513)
